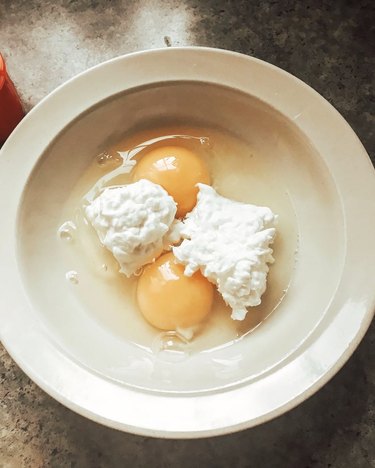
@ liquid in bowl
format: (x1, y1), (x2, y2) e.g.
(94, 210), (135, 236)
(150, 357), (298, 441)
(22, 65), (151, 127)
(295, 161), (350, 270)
(57, 125), (298, 354)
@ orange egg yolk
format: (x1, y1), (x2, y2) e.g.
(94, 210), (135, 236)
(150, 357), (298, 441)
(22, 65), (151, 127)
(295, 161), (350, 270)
(132, 145), (211, 218)
(136, 252), (214, 331)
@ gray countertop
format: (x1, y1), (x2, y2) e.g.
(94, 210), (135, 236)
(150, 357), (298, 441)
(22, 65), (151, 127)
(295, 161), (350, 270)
(0, 1), (374, 466)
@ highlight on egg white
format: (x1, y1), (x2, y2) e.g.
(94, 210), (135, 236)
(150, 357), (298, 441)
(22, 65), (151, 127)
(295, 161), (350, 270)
(84, 179), (178, 277)
(173, 184), (277, 320)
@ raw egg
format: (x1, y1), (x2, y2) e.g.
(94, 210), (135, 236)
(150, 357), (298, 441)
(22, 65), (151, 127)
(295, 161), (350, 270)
(136, 252), (214, 330)
(132, 145), (211, 217)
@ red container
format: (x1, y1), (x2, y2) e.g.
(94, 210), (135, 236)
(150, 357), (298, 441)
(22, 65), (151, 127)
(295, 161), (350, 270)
(0, 54), (25, 145)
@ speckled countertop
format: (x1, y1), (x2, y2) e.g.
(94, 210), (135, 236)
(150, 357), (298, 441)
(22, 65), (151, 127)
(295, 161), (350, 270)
(0, 1), (374, 467)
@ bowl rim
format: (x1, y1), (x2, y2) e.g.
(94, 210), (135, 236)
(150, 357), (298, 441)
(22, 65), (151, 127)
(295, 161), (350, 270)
(0, 46), (374, 438)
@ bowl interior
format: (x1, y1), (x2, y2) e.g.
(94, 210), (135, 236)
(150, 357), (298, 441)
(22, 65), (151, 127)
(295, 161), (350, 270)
(18, 81), (345, 392)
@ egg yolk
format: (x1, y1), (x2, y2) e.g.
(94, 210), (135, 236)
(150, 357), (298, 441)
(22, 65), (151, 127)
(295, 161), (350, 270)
(136, 252), (214, 330)
(132, 145), (211, 217)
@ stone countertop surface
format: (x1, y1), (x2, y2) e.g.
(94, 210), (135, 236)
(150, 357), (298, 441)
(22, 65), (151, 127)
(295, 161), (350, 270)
(0, 0), (374, 466)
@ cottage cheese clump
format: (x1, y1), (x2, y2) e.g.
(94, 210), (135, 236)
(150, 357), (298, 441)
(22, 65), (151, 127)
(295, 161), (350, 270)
(173, 184), (277, 320)
(85, 179), (178, 277)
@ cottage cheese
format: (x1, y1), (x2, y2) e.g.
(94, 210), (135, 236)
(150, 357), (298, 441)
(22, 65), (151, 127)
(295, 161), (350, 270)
(173, 184), (277, 320)
(85, 179), (177, 277)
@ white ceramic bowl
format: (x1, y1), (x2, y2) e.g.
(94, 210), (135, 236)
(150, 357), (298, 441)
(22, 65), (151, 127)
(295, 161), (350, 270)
(0, 47), (374, 438)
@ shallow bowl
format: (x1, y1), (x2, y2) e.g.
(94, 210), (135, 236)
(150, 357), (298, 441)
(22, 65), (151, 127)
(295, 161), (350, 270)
(0, 47), (374, 438)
